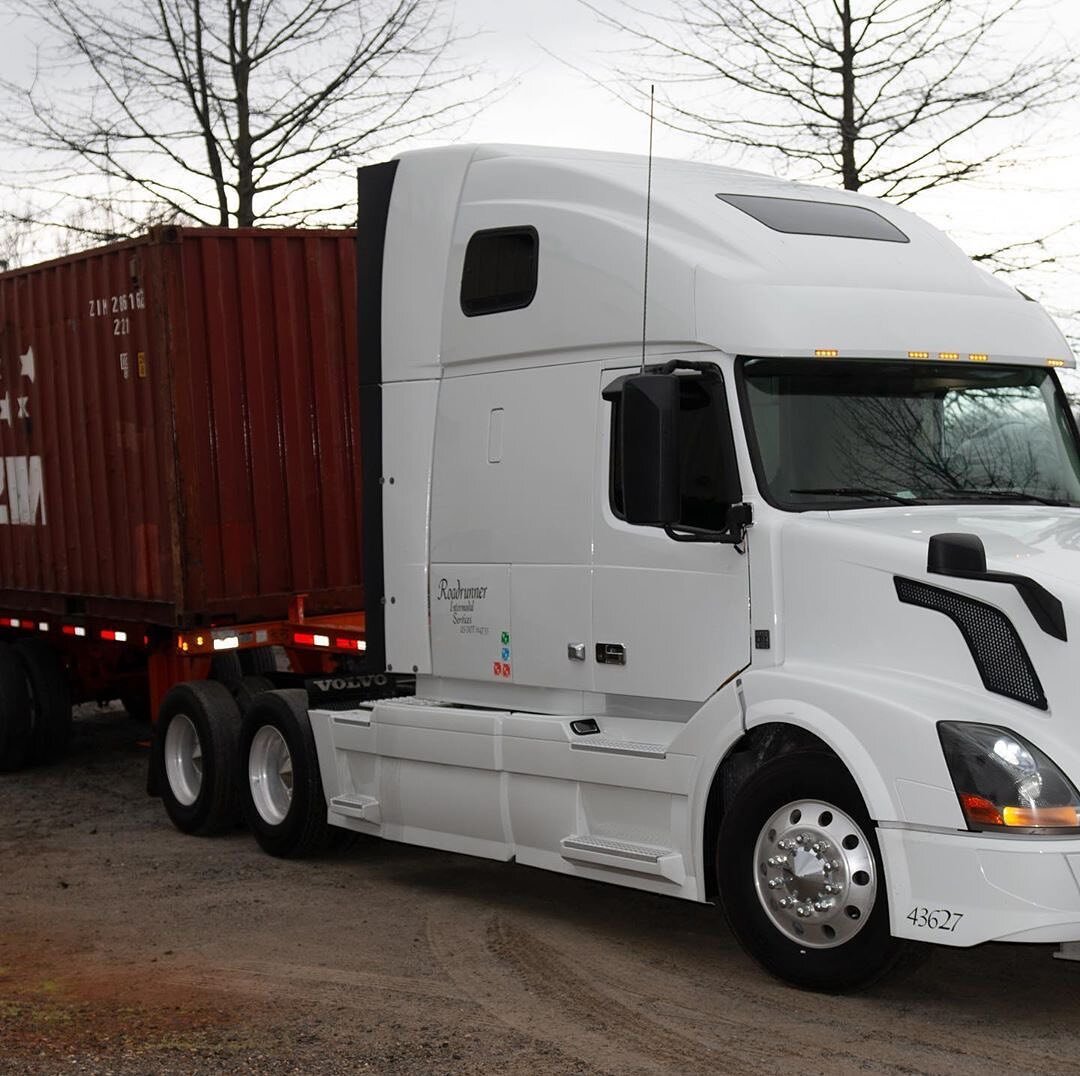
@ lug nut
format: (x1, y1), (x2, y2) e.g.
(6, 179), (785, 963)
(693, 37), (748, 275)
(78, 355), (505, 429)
(778, 898), (790, 908)
(797, 906), (809, 918)
(768, 878), (783, 889)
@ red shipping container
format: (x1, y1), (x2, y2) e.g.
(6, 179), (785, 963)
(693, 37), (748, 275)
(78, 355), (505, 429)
(0, 227), (363, 628)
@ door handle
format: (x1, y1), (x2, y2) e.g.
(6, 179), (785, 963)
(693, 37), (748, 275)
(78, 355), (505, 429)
(595, 642), (626, 666)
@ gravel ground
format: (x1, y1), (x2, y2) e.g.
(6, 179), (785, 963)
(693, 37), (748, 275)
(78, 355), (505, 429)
(3, 706), (1080, 1074)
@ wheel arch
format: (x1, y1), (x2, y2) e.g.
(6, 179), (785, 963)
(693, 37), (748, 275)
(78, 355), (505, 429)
(702, 721), (838, 901)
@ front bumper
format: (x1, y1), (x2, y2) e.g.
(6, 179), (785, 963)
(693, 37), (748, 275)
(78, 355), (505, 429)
(880, 825), (1080, 946)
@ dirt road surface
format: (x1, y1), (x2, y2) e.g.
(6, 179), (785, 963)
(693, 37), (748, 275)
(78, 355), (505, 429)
(2, 707), (1080, 1075)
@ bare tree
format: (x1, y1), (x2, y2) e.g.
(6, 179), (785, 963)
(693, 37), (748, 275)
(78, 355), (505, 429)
(584, 0), (1076, 203)
(2, 0), (481, 229)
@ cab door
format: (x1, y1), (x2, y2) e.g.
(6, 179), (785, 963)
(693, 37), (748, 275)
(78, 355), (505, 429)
(591, 361), (751, 704)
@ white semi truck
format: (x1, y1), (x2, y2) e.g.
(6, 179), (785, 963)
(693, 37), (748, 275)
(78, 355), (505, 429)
(154, 145), (1080, 991)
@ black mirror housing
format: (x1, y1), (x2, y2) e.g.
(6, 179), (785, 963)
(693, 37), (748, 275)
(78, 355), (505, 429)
(617, 373), (681, 526)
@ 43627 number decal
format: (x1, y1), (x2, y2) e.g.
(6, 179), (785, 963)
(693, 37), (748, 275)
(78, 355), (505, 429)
(906, 907), (964, 932)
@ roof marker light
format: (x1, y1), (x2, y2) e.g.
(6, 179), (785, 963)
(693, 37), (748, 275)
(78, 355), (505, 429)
(968, 353), (989, 362)
(1048, 358), (1066, 368)
(908, 350), (930, 360)
(814, 348), (839, 358)
(938, 352), (959, 361)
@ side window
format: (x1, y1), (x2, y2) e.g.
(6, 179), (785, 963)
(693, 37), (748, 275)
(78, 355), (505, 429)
(460, 226), (538, 317)
(610, 374), (731, 530)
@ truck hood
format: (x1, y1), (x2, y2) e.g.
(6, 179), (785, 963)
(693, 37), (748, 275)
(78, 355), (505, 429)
(819, 504), (1080, 584)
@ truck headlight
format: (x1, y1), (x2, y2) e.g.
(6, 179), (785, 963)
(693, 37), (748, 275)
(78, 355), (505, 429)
(938, 722), (1080, 831)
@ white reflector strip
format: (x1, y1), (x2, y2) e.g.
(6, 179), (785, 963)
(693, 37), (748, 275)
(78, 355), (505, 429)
(357, 640), (367, 651)
(313, 634), (330, 647)
(114, 630), (128, 643)
(38, 622), (48, 632)
(74, 626), (86, 637)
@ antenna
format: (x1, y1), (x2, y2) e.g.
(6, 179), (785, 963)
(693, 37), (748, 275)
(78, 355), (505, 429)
(640, 84), (655, 374)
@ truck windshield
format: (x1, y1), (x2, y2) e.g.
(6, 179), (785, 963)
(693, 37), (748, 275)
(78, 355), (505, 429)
(740, 358), (1080, 510)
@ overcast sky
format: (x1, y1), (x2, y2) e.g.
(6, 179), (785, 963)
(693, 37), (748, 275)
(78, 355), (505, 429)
(3, 0), (1077, 339)
(431, 0), (1080, 338)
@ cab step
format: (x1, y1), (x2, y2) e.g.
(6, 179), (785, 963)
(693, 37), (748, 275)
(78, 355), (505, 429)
(560, 834), (685, 883)
(328, 794), (381, 823)
(569, 737), (667, 758)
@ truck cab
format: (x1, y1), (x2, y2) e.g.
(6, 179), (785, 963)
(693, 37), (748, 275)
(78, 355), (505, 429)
(233, 145), (1080, 990)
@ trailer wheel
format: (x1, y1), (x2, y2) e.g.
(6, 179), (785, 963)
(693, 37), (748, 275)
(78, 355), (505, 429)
(155, 680), (240, 835)
(0, 645), (31, 772)
(241, 647), (279, 675)
(240, 689), (331, 858)
(717, 751), (906, 993)
(13, 638), (72, 764)
(231, 675), (274, 718)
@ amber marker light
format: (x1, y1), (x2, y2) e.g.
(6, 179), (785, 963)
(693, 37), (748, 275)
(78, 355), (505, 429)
(908, 350), (930, 359)
(814, 348), (839, 358)
(1001, 805), (1080, 828)
(968, 353), (989, 362)
(1048, 358), (1066, 368)
(938, 352), (959, 361)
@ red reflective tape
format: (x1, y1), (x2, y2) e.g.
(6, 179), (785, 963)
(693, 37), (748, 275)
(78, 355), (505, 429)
(293, 632), (315, 646)
(101, 629), (116, 641)
(62, 625), (77, 636)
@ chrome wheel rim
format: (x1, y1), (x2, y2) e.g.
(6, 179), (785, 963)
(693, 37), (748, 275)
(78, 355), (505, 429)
(164, 713), (203, 807)
(754, 799), (877, 949)
(249, 725), (293, 826)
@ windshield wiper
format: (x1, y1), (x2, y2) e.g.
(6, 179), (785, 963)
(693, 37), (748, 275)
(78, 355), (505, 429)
(789, 487), (926, 506)
(927, 488), (1075, 508)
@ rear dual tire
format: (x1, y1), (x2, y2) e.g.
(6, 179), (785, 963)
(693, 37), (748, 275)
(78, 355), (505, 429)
(239, 689), (332, 858)
(155, 680), (241, 835)
(0, 640), (71, 771)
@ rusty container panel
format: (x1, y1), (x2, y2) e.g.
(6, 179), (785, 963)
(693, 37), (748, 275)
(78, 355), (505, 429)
(0, 227), (363, 627)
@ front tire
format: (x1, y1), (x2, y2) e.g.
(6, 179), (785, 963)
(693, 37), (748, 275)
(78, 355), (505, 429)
(240, 689), (331, 858)
(155, 680), (241, 835)
(717, 751), (906, 992)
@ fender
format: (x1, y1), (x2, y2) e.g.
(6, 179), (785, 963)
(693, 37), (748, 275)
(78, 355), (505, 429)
(735, 663), (971, 830)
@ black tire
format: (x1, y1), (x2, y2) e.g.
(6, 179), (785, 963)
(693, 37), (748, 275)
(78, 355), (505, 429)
(231, 675), (275, 718)
(13, 638), (72, 765)
(239, 688), (332, 858)
(209, 652), (244, 686)
(154, 680), (241, 835)
(241, 647), (279, 675)
(717, 751), (906, 993)
(0, 644), (31, 772)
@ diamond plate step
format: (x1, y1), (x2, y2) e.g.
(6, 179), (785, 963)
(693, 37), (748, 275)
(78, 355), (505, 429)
(560, 834), (685, 883)
(329, 794), (381, 823)
(570, 736), (667, 758)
